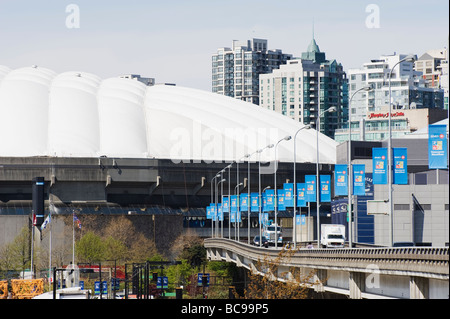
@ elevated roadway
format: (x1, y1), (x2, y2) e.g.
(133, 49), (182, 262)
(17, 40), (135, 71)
(205, 238), (449, 299)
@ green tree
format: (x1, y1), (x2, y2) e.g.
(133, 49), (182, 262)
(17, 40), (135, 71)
(76, 231), (105, 263)
(181, 244), (206, 269)
(103, 236), (128, 261)
(0, 226), (31, 273)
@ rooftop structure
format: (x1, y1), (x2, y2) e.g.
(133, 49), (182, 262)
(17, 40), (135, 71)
(0, 65), (337, 164)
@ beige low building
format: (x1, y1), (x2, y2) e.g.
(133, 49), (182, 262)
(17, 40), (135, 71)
(335, 107), (448, 143)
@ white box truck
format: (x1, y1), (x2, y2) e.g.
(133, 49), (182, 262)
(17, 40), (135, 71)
(264, 223), (283, 246)
(321, 224), (346, 248)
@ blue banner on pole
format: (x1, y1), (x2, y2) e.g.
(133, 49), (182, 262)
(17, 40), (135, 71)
(428, 125), (448, 169)
(320, 175), (331, 202)
(262, 213), (269, 227)
(277, 189), (286, 211)
(305, 175), (316, 202)
(251, 193), (259, 212)
(334, 164), (348, 196)
(206, 205), (212, 219)
(296, 183), (307, 207)
(222, 195), (229, 213)
(283, 183), (294, 207)
(373, 148), (388, 185)
(94, 281), (100, 295)
(265, 189), (275, 211)
(352, 164), (366, 196)
(211, 204), (217, 221)
(262, 192), (267, 212)
(217, 204), (223, 221)
(240, 194), (249, 212)
(393, 148), (408, 184)
(296, 215), (306, 225)
(230, 195), (237, 213)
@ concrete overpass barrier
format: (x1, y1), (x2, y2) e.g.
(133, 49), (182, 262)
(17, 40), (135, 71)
(204, 238), (449, 299)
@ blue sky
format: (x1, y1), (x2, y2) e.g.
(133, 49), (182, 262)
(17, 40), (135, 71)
(0, 0), (448, 90)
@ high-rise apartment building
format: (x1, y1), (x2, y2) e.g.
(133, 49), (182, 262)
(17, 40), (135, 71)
(414, 49), (447, 89)
(212, 39), (292, 105)
(259, 37), (348, 138)
(347, 53), (444, 124)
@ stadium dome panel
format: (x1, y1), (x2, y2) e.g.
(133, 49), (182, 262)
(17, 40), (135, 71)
(0, 66), (56, 157)
(48, 71), (102, 157)
(98, 77), (149, 158)
(0, 65), (338, 164)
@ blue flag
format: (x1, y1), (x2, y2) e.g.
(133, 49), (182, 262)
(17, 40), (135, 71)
(230, 195), (238, 213)
(236, 211), (241, 223)
(277, 189), (286, 211)
(222, 195), (229, 213)
(240, 193), (249, 212)
(352, 164), (366, 196)
(217, 204), (223, 221)
(305, 175), (316, 202)
(211, 204), (217, 221)
(393, 148), (408, 184)
(296, 183), (307, 207)
(320, 175), (331, 202)
(283, 183), (294, 207)
(296, 215), (306, 225)
(250, 193), (259, 212)
(265, 189), (275, 211)
(373, 148), (388, 185)
(428, 125), (448, 169)
(206, 205), (212, 219)
(262, 192), (267, 212)
(334, 164), (348, 196)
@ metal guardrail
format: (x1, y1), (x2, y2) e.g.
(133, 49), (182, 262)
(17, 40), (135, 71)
(204, 238), (449, 279)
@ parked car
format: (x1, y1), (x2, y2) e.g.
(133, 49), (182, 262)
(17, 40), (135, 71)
(253, 236), (269, 248)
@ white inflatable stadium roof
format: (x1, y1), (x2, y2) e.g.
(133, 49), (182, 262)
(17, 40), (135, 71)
(0, 65), (337, 164)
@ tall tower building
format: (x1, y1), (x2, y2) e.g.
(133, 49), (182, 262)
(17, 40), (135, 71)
(212, 39), (292, 105)
(259, 36), (348, 138)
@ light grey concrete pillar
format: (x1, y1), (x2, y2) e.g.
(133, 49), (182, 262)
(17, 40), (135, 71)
(349, 271), (365, 299)
(410, 276), (429, 299)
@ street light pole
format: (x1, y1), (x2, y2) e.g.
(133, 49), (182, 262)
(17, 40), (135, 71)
(293, 125), (311, 249)
(234, 182), (243, 240)
(348, 86), (372, 248)
(258, 144), (274, 247)
(388, 54), (416, 247)
(210, 174), (220, 238)
(316, 106), (336, 248)
(215, 178), (226, 238)
(245, 151), (258, 245)
(274, 136), (291, 248)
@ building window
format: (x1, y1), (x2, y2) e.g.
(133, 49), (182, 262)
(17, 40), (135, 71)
(394, 204), (410, 211)
(415, 174), (427, 185)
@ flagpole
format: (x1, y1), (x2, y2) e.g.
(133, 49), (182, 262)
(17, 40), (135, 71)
(49, 210), (52, 290)
(72, 210), (75, 266)
(31, 214), (35, 279)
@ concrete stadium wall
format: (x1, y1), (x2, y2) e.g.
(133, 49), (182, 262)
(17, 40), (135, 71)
(1, 214), (184, 265)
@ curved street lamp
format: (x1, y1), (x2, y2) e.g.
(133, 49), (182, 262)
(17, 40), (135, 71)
(274, 135), (291, 248)
(316, 106), (336, 247)
(293, 125), (311, 249)
(348, 85), (372, 247)
(388, 54), (416, 246)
